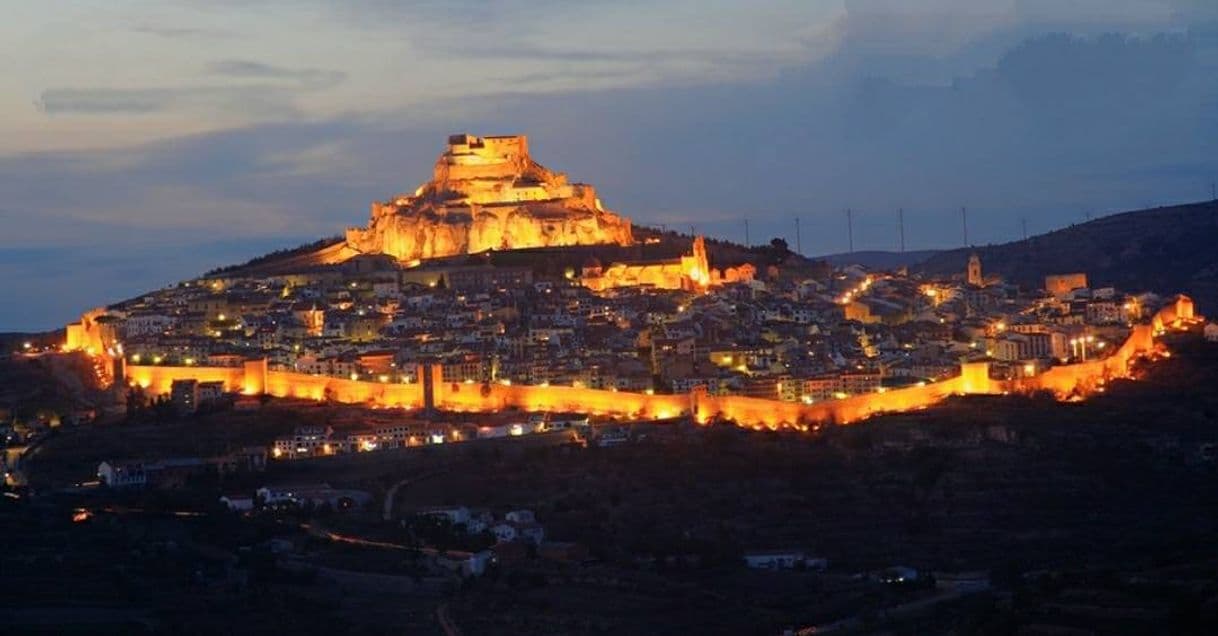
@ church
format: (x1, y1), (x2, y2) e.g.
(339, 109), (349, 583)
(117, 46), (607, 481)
(580, 236), (755, 292)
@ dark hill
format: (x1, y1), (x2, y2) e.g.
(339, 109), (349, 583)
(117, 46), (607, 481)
(914, 200), (1218, 308)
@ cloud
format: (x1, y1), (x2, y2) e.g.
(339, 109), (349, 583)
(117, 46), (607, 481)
(131, 24), (235, 39)
(206, 59), (347, 88)
(34, 60), (347, 117)
(4, 4), (1218, 329)
(34, 85), (304, 117)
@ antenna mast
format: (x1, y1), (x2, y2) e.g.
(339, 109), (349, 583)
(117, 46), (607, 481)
(898, 208), (905, 253)
(846, 208), (854, 253)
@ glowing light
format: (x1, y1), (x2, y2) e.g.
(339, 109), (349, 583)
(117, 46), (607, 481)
(22, 341), (31, 350)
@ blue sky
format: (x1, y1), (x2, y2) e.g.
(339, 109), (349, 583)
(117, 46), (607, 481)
(3, 0), (1218, 330)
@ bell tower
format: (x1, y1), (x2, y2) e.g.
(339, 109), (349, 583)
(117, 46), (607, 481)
(967, 252), (983, 287)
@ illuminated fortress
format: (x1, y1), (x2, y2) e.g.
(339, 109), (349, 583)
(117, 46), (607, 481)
(344, 134), (634, 261)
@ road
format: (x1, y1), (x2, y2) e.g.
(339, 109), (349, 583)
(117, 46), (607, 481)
(436, 602), (462, 636)
(383, 470), (448, 521)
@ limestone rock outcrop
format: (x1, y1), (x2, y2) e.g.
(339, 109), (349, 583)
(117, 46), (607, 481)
(345, 134), (633, 261)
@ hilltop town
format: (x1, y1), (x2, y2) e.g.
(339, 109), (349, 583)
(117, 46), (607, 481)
(49, 135), (1203, 453)
(4, 135), (1215, 634)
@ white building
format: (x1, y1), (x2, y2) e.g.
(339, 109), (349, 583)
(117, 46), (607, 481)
(97, 461), (148, 488)
(743, 550), (825, 571)
(220, 494), (255, 511)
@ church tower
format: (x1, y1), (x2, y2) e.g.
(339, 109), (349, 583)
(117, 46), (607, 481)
(967, 252), (983, 287)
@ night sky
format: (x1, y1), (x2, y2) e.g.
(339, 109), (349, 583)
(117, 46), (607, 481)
(3, 0), (1217, 330)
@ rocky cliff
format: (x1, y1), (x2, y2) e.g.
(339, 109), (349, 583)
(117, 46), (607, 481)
(345, 134), (633, 261)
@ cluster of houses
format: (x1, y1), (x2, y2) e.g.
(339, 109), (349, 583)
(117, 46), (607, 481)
(422, 506), (546, 545)
(218, 483), (374, 512)
(270, 413), (590, 460)
(97, 448), (267, 489)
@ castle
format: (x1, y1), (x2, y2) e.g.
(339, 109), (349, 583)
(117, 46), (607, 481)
(344, 134), (634, 261)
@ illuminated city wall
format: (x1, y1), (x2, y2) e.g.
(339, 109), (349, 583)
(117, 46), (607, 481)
(692, 362), (997, 428)
(1009, 323), (1154, 398)
(265, 371), (425, 407)
(63, 308), (117, 355)
(1153, 295), (1195, 331)
(435, 381), (690, 419)
(126, 364), (425, 409)
(127, 364), (246, 394)
(117, 301), (1189, 429)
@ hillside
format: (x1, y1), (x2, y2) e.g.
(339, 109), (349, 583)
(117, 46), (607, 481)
(205, 223), (829, 282)
(915, 200), (1218, 308)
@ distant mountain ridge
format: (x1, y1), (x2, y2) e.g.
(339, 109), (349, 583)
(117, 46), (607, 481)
(817, 249), (941, 270)
(914, 200), (1218, 309)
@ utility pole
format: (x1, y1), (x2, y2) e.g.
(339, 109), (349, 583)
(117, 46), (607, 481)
(794, 217), (802, 255)
(961, 206), (969, 247)
(1021, 217), (1028, 241)
(744, 219), (750, 246)
(846, 208), (854, 253)
(898, 208), (905, 253)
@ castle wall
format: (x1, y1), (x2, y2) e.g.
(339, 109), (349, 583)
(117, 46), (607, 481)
(126, 365), (425, 408)
(692, 362), (996, 428)
(127, 365), (246, 395)
(1153, 295), (1195, 331)
(434, 380), (689, 419)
